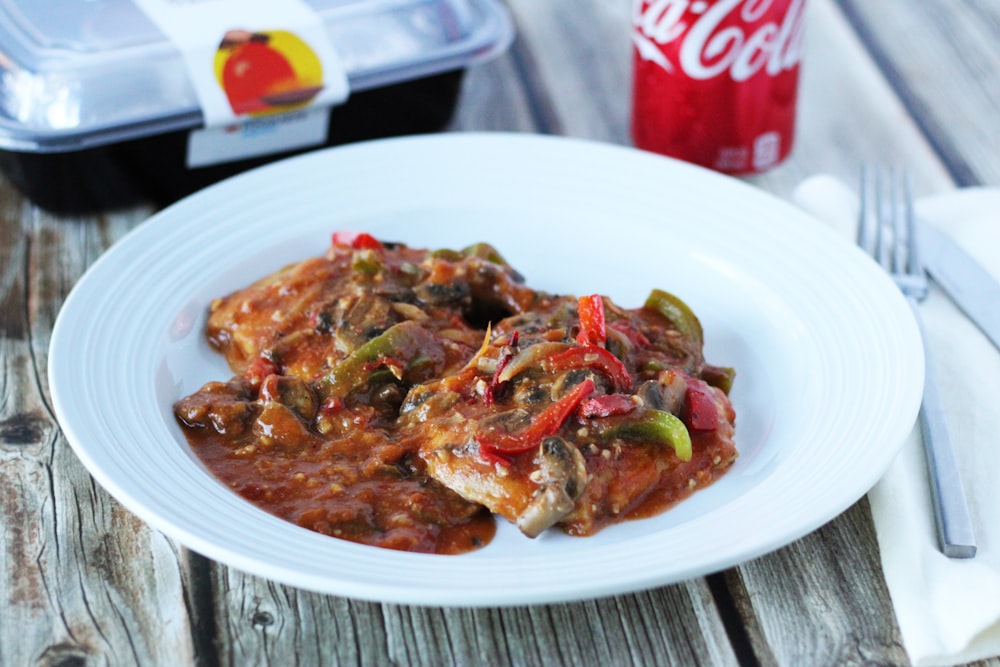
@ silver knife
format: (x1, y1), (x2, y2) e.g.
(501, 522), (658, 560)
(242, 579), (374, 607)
(919, 219), (1000, 352)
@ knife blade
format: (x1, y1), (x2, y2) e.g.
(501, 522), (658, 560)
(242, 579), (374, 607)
(919, 219), (1000, 353)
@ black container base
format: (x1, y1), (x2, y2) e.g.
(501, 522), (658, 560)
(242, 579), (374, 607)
(0, 70), (465, 215)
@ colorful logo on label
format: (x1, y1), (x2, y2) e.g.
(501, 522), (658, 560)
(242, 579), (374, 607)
(215, 29), (324, 116)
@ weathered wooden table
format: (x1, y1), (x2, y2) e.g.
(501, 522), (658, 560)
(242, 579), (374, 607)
(3, 1), (999, 665)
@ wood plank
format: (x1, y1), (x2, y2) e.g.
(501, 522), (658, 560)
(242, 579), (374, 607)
(725, 500), (909, 666)
(502, 0), (633, 142)
(209, 568), (740, 666)
(448, 50), (540, 132)
(835, 0), (1000, 187)
(0, 195), (203, 666)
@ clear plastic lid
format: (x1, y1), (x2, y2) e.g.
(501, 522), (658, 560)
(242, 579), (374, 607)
(0, 0), (512, 152)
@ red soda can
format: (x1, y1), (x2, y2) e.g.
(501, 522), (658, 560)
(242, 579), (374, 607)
(631, 0), (806, 174)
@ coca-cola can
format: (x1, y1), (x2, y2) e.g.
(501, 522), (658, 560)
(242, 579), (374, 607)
(630, 0), (806, 174)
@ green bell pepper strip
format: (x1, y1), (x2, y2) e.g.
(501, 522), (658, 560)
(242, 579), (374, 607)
(429, 243), (510, 267)
(701, 364), (736, 395)
(316, 321), (443, 400)
(462, 242), (509, 266)
(351, 249), (382, 276)
(596, 409), (693, 462)
(643, 288), (703, 349)
(428, 247), (463, 262)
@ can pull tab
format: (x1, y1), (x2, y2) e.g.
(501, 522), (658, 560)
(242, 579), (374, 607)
(133, 0), (350, 128)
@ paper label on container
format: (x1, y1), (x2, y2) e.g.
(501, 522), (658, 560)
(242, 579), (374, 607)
(132, 0), (349, 129)
(186, 106), (330, 168)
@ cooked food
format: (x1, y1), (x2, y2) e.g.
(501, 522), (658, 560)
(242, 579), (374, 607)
(174, 232), (737, 554)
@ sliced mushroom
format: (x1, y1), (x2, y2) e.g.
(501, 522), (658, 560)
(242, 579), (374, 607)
(516, 436), (588, 538)
(331, 292), (399, 353)
(252, 402), (320, 454)
(414, 280), (471, 308)
(174, 379), (254, 436)
(259, 374), (317, 420)
(550, 368), (609, 400)
(636, 370), (687, 414)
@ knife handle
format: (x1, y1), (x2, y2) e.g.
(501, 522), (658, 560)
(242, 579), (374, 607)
(909, 297), (978, 558)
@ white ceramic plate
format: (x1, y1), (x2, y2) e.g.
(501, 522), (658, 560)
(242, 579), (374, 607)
(49, 133), (923, 606)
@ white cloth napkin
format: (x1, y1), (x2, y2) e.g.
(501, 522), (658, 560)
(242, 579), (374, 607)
(793, 175), (1000, 667)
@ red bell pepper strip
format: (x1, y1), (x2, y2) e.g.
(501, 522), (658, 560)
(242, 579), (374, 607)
(576, 294), (606, 347)
(683, 379), (719, 431)
(607, 320), (650, 349)
(579, 393), (637, 418)
(478, 378), (595, 456)
(331, 231), (384, 251)
(543, 345), (633, 393)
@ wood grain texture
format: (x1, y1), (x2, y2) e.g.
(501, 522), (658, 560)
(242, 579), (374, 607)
(835, 0), (1000, 187)
(3, 0), (999, 664)
(1, 197), (202, 666)
(725, 500), (909, 667)
(502, 0), (633, 142)
(209, 568), (740, 667)
(448, 50), (539, 132)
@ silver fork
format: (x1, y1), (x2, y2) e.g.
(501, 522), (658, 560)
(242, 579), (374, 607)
(859, 165), (977, 558)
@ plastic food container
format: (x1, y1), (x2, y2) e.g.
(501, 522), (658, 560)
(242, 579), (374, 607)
(0, 0), (513, 212)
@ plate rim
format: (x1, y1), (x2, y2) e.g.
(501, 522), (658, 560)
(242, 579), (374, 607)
(48, 132), (923, 606)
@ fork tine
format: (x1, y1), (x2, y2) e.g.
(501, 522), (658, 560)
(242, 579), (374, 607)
(902, 169), (922, 278)
(858, 164), (877, 255)
(874, 166), (891, 268)
(875, 167), (885, 266)
(863, 164), (889, 268)
(861, 165), (913, 278)
(889, 167), (908, 274)
(861, 164), (910, 282)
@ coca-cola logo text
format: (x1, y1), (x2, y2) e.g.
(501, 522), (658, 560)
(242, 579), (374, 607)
(632, 0), (806, 81)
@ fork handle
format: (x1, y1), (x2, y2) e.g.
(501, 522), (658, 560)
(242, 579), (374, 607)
(909, 298), (978, 558)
